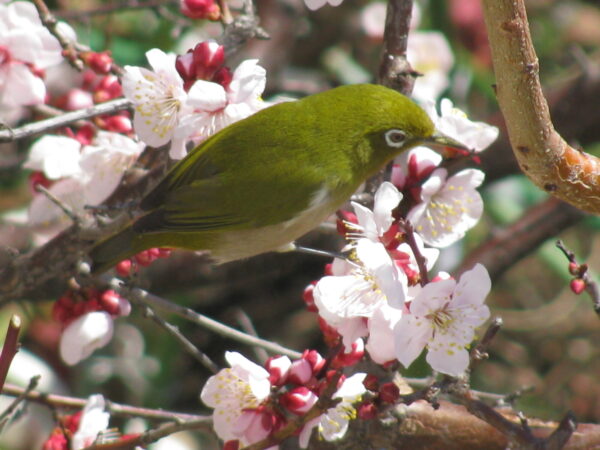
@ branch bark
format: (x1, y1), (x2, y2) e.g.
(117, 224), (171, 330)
(481, 0), (600, 214)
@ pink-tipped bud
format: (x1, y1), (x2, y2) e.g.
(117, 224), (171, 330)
(134, 250), (153, 267)
(357, 402), (378, 420)
(93, 75), (122, 103)
(302, 349), (326, 374)
(379, 382), (400, 404)
(81, 51), (113, 74)
(302, 282), (318, 313)
(331, 339), (364, 368)
(568, 262), (579, 276)
(279, 386), (318, 415)
(287, 359), (313, 385)
(265, 355), (292, 386)
(180, 0), (221, 20)
(101, 115), (133, 133)
(55, 88), (94, 111)
(116, 259), (134, 277)
(570, 278), (586, 295)
(100, 290), (121, 316)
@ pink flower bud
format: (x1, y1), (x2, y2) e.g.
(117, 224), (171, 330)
(93, 75), (122, 103)
(568, 262), (579, 276)
(101, 115), (133, 133)
(265, 355), (291, 386)
(56, 88), (94, 111)
(331, 339), (364, 368)
(180, 0), (221, 20)
(302, 349), (326, 374)
(279, 386), (318, 415)
(81, 51), (113, 74)
(100, 290), (121, 316)
(570, 278), (586, 295)
(357, 402), (377, 420)
(288, 359), (313, 385)
(115, 259), (134, 277)
(379, 382), (400, 404)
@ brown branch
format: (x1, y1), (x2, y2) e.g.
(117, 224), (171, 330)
(377, 0), (417, 94)
(481, 0), (600, 214)
(1, 383), (206, 422)
(458, 197), (585, 281)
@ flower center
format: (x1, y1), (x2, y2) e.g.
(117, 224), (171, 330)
(427, 305), (453, 332)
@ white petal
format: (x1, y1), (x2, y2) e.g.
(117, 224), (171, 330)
(59, 312), (114, 366)
(425, 344), (469, 377)
(394, 314), (432, 369)
(24, 135), (81, 179)
(187, 80), (227, 111)
(366, 304), (403, 364)
(228, 59), (266, 104)
(373, 181), (402, 235)
(71, 394), (110, 450)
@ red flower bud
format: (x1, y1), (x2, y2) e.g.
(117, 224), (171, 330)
(379, 382), (400, 404)
(570, 278), (586, 295)
(100, 290), (122, 315)
(81, 51), (113, 74)
(302, 282), (318, 312)
(331, 339), (364, 368)
(362, 374), (379, 391)
(180, 0), (221, 21)
(265, 355), (291, 386)
(116, 259), (134, 277)
(568, 262), (579, 276)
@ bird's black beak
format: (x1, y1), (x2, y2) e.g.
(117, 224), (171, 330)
(421, 132), (471, 158)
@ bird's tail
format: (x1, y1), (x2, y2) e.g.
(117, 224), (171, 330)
(89, 226), (138, 274)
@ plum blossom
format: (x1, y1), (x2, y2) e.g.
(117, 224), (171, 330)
(423, 98), (499, 153)
(349, 182), (402, 243)
(25, 131), (144, 235)
(365, 304), (403, 364)
(0, 1), (74, 108)
(60, 311), (115, 366)
(122, 48), (267, 159)
(395, 264), (491, 376)
(313, 239), (407, 349)
(71, 395), (111, 449)
(121, 49), (187, 152)
(298, 373), (367, 448)
(408, 32), (455, 103)
(201, 351), (275, 446)
(406, 167), (484, 247)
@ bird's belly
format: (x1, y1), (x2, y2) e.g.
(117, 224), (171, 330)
(209, 198), (338, 263)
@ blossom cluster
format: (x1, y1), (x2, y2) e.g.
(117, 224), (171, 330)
(201, 351), (368, 448)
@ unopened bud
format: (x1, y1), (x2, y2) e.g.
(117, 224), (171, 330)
(357, 402), (378, 420)
(379, 382), (400, 404)
(570, 278), (586, 295)
(279, 387), (318, 415)
(265, 355), (292, 386)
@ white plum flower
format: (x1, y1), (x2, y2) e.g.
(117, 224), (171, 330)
(365, 303), (403, 364)
(201, 351), (273, 446)
(408, 31), (454, 103)
(0, 1), (74, 108)
(314, 239), (407, 349)
(407, 168), (484, 248)
(24, 135), (82, 180)
(423, 98), (499, 153)
(394, 264), (491, 376)
(298, 373), (366, 448)
(71, 394), (110, 449)
(26, 132), (143, 236)
(350, 181), (402, 243)
(122, 48), (188, 150)
(60, 311), (114, 366)
(175, 59), (267, 156)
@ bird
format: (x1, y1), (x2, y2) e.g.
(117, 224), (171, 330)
(89, 83), (465, 273)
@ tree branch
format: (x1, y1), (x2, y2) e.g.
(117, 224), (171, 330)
(481, 0), (600, 214)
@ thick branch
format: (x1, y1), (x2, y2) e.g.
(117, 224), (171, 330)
(482, 0), (600, 214)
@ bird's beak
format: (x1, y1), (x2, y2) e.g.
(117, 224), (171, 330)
(420, 132), (471, 158)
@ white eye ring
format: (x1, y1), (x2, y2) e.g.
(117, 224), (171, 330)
(385, 129), (407, 148)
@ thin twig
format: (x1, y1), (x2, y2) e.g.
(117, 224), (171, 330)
(111, 281), (302, 359)
(399, 219), (429, 285)
(469, 317), (503, 369)
(0, 98), (132, 143)
(0, 315), (22, 392)
(234, 308), (269, 363)
(0, 376), (39, 431)
(556, 240), (600, 315)
(35, 185), (80, 225)
(136, 301), (219, 374)
(31, 0), (85, 71)
(1, 383), (206, 422)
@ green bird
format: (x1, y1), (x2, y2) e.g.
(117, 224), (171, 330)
(89, 84), (464, 273)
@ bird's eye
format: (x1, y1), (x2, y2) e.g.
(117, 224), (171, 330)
(384, 129), (407, 148)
